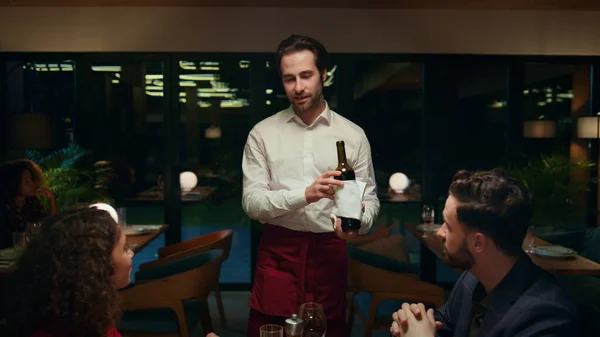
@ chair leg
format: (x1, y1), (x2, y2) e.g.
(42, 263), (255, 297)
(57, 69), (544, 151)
(347, 296), (355, 336)
(199, 299), (214, 336)
(364, 297), (380, 337)
(214, 286), (228, 329)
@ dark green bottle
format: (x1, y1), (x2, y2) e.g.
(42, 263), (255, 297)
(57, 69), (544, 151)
(334, 141), (361, 232)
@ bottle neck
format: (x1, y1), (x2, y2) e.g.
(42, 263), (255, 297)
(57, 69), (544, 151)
(336, 142), (348, 166)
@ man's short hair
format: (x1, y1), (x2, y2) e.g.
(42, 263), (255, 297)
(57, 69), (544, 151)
(449, 169), (533, 256)
(275, 34), (329, 76)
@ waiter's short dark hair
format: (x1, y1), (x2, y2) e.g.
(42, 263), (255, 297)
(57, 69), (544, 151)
(449, 169), (533, 256)
(275, 34), (329, 76)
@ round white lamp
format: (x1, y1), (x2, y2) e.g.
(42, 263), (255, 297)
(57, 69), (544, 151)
(389, 172), (410, 194)
(180, 171), (198, 192)
(90, 202), (118, 223)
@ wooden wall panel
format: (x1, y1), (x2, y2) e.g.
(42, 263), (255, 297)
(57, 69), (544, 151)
(1, 0), (600, 10)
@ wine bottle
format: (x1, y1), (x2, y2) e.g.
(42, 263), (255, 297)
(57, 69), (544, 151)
(334, 140), (361, 232)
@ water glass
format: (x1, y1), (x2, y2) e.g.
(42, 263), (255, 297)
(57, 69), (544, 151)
(157, 175), (165, 194)
(524, 225), (537, 253)
(117, 207), (127, 228)
(13, 232), (27, 252)
(260, 324), (283, 337)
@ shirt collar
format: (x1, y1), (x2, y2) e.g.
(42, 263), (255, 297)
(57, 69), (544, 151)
(284, 100), (332, 127)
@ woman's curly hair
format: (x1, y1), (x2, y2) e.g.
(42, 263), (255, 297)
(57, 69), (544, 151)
(0, 159), (47, 205)
(6, 207), (121, 337)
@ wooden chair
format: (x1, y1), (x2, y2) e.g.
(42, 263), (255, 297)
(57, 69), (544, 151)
(138, 229), (233, 329)
(119, 249), (223, 337)
(347, 235), (445, 337)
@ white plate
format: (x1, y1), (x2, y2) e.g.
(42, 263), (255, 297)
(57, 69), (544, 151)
(123, 227), (150, 236)
(123, 225), (162, 236)
(131, 225), (163, 231)
(416, 224), (442, 233)
(531, 245), (577, 259)
(0, 248), (22, 261)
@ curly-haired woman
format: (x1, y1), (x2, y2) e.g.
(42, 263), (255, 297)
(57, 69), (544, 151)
(0, 159), (57, 249)
(6, 207), (134, 337)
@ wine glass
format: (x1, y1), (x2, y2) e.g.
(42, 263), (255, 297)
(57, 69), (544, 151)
(421, 205), (436, 237)
(157, 175), (165, 195)
(260, 324), (283, 337)
(298, 302), (327, 337)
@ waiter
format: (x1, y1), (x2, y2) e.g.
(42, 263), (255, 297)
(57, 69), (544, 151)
(242, 34), (380, 337)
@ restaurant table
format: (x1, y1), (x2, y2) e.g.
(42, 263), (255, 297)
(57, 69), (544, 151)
(125, 224), (168, 254)
(0, 224), (168, 276)
(127, 186), (217, 204)
(405, 223), (600, 283)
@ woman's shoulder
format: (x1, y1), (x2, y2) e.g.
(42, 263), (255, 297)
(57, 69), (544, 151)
(29, 327), (57, 337)
(107, 328), (122, 337)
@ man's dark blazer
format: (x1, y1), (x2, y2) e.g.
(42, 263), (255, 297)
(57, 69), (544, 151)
(434, 253), (582, 337)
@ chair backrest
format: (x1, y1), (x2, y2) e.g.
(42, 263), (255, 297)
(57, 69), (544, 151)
(158, 229), (233, 262)
(121, 249), (223, 307)
(347, 245), (444, 307)
(349, 244), (418, 273)
(357, 234), (410, 263)
(136, 248), (223, 282)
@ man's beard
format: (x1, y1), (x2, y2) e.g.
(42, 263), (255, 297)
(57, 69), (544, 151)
(443, 239), (475, 270)
(292, 85), (323, 113)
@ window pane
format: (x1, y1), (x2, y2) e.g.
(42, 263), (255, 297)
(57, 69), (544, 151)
(178, 58), (252, 284)
(84, 60), (167, 281)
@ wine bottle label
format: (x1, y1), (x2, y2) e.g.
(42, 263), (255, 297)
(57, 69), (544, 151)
(333, 180), (365, 220)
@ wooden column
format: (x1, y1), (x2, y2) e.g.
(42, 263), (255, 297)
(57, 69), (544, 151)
(569, 65), (592, 225)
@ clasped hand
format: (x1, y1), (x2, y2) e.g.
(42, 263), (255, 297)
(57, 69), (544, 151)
(390, 302), (442, 337)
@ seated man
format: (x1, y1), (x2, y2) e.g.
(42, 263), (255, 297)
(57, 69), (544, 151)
(391, 169), (582, 337)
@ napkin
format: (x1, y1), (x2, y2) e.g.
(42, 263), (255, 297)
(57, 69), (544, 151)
(332, 180), (367, 221)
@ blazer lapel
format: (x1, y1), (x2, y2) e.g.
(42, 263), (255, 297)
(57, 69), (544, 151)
(477, 254), (539, 336)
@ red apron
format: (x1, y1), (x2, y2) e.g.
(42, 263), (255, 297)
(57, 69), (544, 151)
(249, 224), (348, 321)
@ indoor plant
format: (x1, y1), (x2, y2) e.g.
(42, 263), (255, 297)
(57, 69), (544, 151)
(24, 144), (114, 211)
(505, 153), (596, 228)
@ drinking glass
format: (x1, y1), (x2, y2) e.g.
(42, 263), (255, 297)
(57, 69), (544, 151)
(25, 222), (43, 242)
(421, 204), (437, 236)
(13, 232), (27, 253)
(524, 225), (537, 253)
(422, 205), (435, 225)
(298, 302), (327, 337)
(260, 324), (283, 337)
(117, 207), (127, 228)
(157, 175), (165, 194)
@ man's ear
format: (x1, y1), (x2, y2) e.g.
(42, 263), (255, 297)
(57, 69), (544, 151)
(471, 232), (487, 253)
(321, 69), (327, 83)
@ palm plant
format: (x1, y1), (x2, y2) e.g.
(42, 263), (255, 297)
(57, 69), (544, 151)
(505, 154), (596, 228)
(24, 144), (114, 211)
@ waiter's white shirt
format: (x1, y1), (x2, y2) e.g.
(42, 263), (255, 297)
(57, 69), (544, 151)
(242, 102), (380, 234)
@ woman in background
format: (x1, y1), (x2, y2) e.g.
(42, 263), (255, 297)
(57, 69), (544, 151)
(6, 207), (134, 337)
(0, 159), (56, 248)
